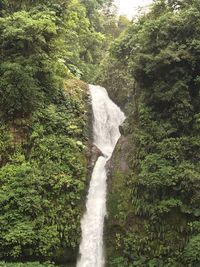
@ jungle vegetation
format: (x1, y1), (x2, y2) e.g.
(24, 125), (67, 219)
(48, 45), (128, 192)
(1, 0), (200, 266)
(0, 0), (129, 266)
(98, 0), (200, 266)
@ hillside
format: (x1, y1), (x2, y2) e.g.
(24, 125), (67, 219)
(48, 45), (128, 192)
(1, 0), (200, 267)
(98, 1), (200, 266)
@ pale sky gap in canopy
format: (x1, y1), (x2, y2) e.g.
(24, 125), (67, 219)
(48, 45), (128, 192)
(114, 0), (153, 19)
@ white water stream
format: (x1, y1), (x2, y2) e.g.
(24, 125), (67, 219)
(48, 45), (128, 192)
(77, 85), (125, 267)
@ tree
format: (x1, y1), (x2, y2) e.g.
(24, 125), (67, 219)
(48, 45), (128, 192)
(100, 0), (200, 265)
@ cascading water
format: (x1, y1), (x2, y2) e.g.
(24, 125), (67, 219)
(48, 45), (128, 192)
(77, 85), (125, 267)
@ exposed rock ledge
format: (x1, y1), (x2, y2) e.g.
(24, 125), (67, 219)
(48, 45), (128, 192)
(86, 143), (104, 173)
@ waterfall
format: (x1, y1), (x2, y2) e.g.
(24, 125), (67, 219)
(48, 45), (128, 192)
(77, 85), (125, 267)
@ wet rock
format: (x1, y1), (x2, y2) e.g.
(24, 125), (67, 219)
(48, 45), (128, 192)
(86, 143), (103, 172)
(106, 134), (131, 176)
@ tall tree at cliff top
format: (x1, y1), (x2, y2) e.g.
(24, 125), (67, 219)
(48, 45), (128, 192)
(100, 0), (200, 266)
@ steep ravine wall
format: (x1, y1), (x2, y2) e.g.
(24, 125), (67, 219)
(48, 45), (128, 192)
(0, 79), (91, 267)
(105, 131), (133, 266)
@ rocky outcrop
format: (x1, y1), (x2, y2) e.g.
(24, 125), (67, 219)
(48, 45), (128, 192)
(107, 134), (131, 175)
(86, 143), (104, 173)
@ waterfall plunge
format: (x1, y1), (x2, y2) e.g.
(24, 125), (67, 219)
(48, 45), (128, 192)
(77, 85), (125, 267)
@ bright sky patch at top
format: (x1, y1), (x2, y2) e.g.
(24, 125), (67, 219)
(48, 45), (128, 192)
(114, 0), (153, 19)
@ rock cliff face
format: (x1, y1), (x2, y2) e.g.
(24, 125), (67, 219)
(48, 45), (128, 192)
(87, 144), (104, 172)
(108, 135), (131, 175)
(105, 129), (134, 266)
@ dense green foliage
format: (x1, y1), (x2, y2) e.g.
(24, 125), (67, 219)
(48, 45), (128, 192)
(99, 0), (200, 266)
(0, 262), (55, 267)
(0, 79), (88, 264)
(0, 0), (129, 265)
(5, 0), (200, 266)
